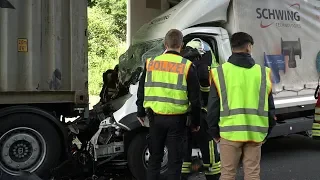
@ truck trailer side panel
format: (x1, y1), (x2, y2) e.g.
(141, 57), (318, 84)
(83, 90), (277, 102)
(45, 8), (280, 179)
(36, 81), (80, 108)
(131, 0), (319, 108)
(0, 0), (88, 105)
(226, 0), (320, 100)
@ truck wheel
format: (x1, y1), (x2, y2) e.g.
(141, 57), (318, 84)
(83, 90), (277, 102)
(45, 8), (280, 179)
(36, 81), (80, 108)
(127, 132), (168, 180)
(0, 112), (61, 178)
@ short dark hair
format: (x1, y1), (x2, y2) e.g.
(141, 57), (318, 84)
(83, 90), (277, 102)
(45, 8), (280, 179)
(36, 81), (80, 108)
(165, 29), (183, 49)
(230, 32), (254, 50)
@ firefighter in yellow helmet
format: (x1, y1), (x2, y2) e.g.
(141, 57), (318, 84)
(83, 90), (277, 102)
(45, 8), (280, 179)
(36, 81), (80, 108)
(186, 38), (219, 69)
(136, 29), (201, 180)
(180, 45), (221, 180)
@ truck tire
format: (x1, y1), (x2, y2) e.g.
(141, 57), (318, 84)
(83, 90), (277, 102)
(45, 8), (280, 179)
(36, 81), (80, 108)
(0, 112), (61, 178)
(127, 132), (168, 180)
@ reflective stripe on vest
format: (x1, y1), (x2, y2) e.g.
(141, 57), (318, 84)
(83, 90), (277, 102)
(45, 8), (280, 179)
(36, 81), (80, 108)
(212, 63), (271, 142)
(312, 123), (320, 137)
(143, 54), (191, 114)
(200, 85), (210, 92)
(200, 66), (211, 92)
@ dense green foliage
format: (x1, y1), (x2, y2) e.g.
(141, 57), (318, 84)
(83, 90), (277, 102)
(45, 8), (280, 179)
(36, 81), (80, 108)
(88, 0), (127, 95)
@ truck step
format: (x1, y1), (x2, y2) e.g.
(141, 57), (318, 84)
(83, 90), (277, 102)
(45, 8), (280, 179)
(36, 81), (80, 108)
(268, 117), (313, 138)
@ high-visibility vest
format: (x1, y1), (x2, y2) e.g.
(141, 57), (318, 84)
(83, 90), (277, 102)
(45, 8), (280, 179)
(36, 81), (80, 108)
(211, 62), (272, 142)
(211, 53), (219, 69)
(143, 53), (192, 115)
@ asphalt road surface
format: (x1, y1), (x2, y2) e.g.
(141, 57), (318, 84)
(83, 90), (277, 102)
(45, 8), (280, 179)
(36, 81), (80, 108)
(124, 134), (320, 180)
(238, 134), (320, 180)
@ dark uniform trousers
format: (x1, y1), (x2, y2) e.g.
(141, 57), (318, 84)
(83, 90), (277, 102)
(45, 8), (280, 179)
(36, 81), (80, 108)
(147, 114), (187, 180)
(182, 110), (221, 180)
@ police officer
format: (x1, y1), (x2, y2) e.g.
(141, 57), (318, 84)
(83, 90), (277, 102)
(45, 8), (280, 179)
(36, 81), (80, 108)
(181, 46), (221, 180)
(206, 32), (276, 180)
(136, 29), (201, 180)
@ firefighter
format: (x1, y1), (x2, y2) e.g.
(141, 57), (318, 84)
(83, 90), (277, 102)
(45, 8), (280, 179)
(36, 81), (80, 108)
(180, 46), (221, 180)
(136, 29), (201, 180)
(206, 32), (276, 180)
(185, 38), (219, 69)
(313, 83), (320, 139)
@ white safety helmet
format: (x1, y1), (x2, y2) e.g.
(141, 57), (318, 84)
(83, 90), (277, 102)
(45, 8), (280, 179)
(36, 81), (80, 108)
(186, 38), (219, 68)
(186, 38), (211, 55)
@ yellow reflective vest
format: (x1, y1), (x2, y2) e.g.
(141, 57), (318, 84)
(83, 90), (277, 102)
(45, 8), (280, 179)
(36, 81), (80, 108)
(211, 62), (272, 142)
(143, 53), (192, 115)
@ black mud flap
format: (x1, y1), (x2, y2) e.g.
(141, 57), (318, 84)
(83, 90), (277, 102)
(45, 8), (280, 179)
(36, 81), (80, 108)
(268, 117), (313, 138)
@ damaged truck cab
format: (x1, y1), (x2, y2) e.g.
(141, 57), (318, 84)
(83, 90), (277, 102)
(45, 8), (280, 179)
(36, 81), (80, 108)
(109, 0), (319, 179)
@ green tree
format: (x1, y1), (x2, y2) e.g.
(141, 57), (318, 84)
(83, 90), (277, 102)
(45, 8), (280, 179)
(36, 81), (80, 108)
(87, 0), (126, 41)
(88, 0), (127, 95)
(95, 0), (127, 41)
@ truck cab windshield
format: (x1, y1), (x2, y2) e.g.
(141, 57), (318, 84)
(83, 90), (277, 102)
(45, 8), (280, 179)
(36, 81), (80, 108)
(118, 39), (165, 85)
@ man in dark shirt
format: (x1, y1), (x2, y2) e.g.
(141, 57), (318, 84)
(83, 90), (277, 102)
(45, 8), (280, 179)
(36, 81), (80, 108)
(136, 29), (202, 180)
(206, 32), (276, 180)
(206, 60), (276, 140)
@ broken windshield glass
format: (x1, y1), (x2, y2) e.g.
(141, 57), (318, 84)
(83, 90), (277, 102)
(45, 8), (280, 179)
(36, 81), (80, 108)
(118, 39), (165, 85)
